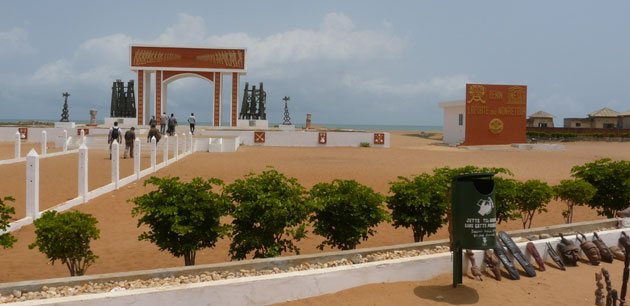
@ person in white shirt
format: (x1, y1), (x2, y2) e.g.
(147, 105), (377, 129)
(187, 113), (196, 135)
(160, 112), (168, 135)
(108, 121), (122, 160)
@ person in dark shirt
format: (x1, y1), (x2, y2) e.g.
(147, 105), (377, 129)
(147, 124), (161, 144)
(123, 127), (136, 158)
(167, 113), (178, 136)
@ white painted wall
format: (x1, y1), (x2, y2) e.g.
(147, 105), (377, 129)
(14, 228), (627, 306)
(438, 100), (465, 146)
(199, 131), (390, 148)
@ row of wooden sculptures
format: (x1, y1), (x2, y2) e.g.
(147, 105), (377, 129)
(464, 230), (630, 306)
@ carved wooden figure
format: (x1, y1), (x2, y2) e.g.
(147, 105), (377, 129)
(611, 246), (627, 261)
(546, 241), (566, 270)
(578, 233), (601, 265)
(593, 232), (615, 263)
(465, 250), (482, 281)
(597, 271), (606, 306)
(558, 233), (580, 266)
(484, 249), (501, 281)
(526, 242), (546, 271)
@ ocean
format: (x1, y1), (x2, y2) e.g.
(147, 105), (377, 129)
(0, 118), (441, 131)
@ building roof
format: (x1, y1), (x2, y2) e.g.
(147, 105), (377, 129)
(588, 107), (620, 117)
(620, 111), (630, 116)
(438, 100), (465, 108)
(528, 110), (555, 118)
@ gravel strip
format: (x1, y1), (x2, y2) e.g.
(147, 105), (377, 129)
(0, 246), (454, 303)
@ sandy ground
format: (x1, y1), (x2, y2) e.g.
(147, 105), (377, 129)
(276, 259), (627, 306)
(0, 131), (629, 285)
(0, 142), (62, 160)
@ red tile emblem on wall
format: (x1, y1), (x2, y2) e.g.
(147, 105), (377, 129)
(77, 128), (90, 136)
(18, 128), (28, 140)
(374, 133), (385, 145)
(254, 131), (265, 143)
(318, 132), (327, 144)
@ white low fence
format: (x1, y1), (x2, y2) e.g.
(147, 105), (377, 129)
(0, 132), (194, 235)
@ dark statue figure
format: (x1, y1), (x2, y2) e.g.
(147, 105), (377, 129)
(593, 232), (615, 263)
(557, 233), (580, 266)
(577, 232), (601, 265)
(611, 245), (626, 261)
(239, 82), (266, 120)
(110, 80), (136, 118)
(619, 232), (630, 305)
(60, 92), (70, 122)
(282, 96), (292, 125)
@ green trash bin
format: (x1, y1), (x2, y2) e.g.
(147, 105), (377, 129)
(450, 172), (496, 287)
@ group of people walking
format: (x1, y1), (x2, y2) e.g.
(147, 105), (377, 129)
(108, 112), (197, 160)
(148, 112), (196, 137)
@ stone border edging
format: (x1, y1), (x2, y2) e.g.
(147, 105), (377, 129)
(0, 218), (620, 295)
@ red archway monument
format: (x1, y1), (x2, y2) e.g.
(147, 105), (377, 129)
(129, 44), (247, 126)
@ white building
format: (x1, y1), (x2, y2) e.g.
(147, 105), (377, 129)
(438, 100), (465, 146)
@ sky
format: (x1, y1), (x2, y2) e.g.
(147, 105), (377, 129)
(1, 1), (629, 126)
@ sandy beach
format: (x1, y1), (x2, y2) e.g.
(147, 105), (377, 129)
(0, 131), (629, 301)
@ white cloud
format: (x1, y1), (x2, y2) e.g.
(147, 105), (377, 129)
(341, 74), (471, 97)
(0, 27), (35, 57)
(28, 12), (406, 86)
(31, 59), (73, 84)
(204, 12), (405, 72)
(153, 13), (207, 45)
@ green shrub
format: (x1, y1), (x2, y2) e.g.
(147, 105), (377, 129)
(493, 177), (521, 224)
(226, 169), (310, 259)
(553, 179), (596, 224)
(310, 179), (389, 249)
(130, 176), (230, 266)
(387, 173), (446, 242)
(0, 196), (17, 250)
(359, 142), (370, 147)
(515, 180), (554, 229)
(621, 133), (630, 138)
(526, 131), (550, 138)
(29, 211), (100, 276)
(571, 158), (630, 218)
(608, 133), (617, 137)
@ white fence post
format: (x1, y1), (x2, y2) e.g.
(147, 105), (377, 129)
(174, 133), (179, 161)
(26, 149), (40, 219)
(150, 136), (156, 172)
(189, 132), (193, 153)
(134, 138), (141, 180)
(62, 130), (68, 152)
(81, 129), (86, 145)
(182, 133), (187, 156)
(78, 144), (88, 203)
(14, 131), (21, 160)
(163, 135), (169, 165)
(41, 130), (47, 156)
(111, 140), (119, 189)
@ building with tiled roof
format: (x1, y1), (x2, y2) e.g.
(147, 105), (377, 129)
(619, 111), (630, 128)
(564, 107), (625, 128)
(526, 110), (555, 127)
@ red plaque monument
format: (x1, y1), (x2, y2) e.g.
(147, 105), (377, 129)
(462, 84), (527, 145)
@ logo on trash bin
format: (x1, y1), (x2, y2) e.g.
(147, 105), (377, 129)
(476, 197), (494, 216)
